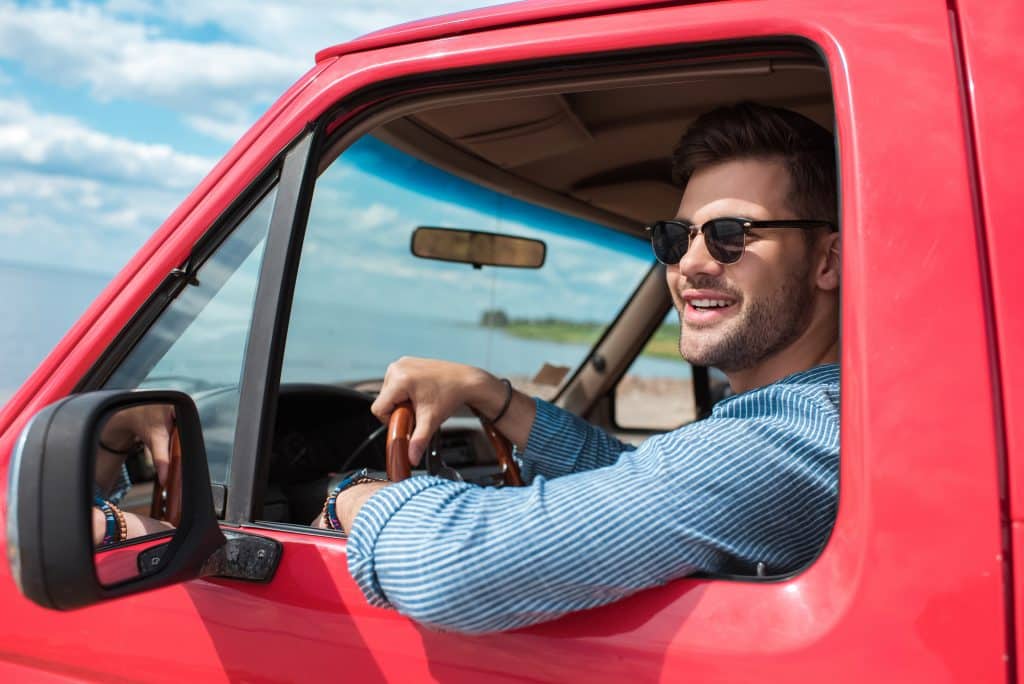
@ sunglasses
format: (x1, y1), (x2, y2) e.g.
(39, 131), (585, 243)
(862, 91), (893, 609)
(646, 217), (836, 265)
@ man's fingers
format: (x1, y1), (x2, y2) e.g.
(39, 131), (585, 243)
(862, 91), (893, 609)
(371, 384), (408, 424)
(370, 395), (391, 423)
(408, 411), (438, 467)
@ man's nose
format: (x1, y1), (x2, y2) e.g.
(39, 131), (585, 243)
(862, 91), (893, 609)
(676, 230), (725, 279)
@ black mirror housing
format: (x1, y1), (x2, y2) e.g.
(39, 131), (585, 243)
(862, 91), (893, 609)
(7, 390), (226, 610)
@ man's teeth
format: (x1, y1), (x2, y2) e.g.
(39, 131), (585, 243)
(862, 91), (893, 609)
(691, 299), (732, 308)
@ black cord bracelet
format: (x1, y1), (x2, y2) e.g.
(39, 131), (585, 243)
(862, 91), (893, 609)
(490, 378), (514, 425)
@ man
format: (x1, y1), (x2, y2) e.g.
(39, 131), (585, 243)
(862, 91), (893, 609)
(322, 102), (841, 634)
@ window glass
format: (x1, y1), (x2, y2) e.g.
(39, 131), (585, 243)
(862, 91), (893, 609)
(105, 186), (277, 483)
(281, 136), (681, 397)
(614, 310), (697, 431)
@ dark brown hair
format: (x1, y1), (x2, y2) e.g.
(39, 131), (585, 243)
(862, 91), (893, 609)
(672, 101), (837, 225)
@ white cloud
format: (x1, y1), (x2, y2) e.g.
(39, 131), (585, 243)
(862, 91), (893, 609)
(0, 2), (306, 138)
(0, 100), (214, 273)
(183, 113), (249, 144)
(0, 98), (215, 189)
(0, 0), (504, 140)
(0, 167), (191, 277)
(105, 0), (507, 59)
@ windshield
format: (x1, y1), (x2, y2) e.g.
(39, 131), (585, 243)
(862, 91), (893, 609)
(282, 135), (684, 397)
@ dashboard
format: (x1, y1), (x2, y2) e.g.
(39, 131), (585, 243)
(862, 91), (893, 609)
(262, 383), (503, 524)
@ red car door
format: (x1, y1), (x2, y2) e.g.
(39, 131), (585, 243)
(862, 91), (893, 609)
(0, 0), (1011, 681)
(953, 0), (1024, 680)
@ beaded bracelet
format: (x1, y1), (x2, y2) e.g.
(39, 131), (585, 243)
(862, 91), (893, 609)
(321, 468), (388, 531)
(109, 501), (128, 543)
(94, 496), (128, 546)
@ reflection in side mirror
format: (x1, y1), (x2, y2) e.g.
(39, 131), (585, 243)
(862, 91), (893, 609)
(411, 226), (546, 269)
(92, 403), (181, 586)
(7, 389), (226, 610)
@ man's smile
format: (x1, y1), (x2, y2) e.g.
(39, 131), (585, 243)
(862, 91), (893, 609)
(681, 289), (739, 325)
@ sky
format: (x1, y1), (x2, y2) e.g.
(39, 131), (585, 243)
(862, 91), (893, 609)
(0, 0), (666, 400)
(0, 0), (520, 399)
(0, 0), (509, 275)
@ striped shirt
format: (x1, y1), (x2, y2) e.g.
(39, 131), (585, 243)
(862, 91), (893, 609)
(347, 363), (839, 634)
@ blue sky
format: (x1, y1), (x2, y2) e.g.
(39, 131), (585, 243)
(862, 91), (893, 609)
(0, 0), (509, 275)
(0, 0), (667, 399)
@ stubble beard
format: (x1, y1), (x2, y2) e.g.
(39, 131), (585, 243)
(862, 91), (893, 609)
(678, 264), (815, 373)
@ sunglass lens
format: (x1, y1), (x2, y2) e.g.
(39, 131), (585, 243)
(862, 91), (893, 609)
(706, 219), (745, 264)
(650, 221), (689, 264)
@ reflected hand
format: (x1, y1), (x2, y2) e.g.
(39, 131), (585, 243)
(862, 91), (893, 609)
(100, 404), (176, 486)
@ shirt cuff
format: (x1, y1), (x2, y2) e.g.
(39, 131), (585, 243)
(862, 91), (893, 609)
(345, 474), (449, 608)
(519, 398), (592, 479)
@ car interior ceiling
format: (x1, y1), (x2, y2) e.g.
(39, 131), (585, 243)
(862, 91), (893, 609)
(370, 52), (833, 409)
(374, 54), (832, 233)
(262, 51), (834, 525)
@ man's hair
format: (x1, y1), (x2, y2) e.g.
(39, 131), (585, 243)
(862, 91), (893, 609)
(671, 102), (837, 225)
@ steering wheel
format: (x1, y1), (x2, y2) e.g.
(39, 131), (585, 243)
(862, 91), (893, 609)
(386, 402), (523, 486)
(149, 426), (183, 526)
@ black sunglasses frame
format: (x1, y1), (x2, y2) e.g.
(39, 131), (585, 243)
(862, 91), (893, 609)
(646, 217), (836, 266)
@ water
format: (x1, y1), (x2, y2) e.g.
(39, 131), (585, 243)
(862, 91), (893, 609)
(283, 306), (689, 384)
(0, 261), (689, 406)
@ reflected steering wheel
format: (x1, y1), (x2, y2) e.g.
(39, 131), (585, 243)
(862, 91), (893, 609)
(386, 402), (523, 486)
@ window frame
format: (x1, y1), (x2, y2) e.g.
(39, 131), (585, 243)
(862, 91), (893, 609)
(238, 38), (831, 535)
(85, 37), (834, 530)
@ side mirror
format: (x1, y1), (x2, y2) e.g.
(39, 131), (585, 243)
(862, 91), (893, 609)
(7, 390), (226, 610)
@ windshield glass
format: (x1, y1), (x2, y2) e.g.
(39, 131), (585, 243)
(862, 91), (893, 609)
(283, 135), (685, 398)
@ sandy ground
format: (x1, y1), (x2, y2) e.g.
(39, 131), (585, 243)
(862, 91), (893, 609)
(512, 375), (696, 432)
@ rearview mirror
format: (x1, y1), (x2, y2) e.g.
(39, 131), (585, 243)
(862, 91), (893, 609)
(411, 226), (546, 269)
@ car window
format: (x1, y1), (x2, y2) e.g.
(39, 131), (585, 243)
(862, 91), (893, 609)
(104, 185), (278, 484)
(614, 310), (698, 431)
(281, 135), (667, 396)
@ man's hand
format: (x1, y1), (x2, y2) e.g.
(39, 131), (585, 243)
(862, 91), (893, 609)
(99, 404), (176, 486)
(370, 357), (536, 466)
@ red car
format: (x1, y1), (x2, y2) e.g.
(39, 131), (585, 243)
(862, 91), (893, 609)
(3, 0), (1022, 681)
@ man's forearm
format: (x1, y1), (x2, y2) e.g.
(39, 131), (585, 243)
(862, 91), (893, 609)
(338, 481), (391, 533)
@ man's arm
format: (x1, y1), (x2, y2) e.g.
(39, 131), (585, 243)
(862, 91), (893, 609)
(329, 394), (636, 531)
(343, 381), (839, 633)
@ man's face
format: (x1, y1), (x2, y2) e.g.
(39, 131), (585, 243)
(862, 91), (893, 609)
(666, 158), (817, 372)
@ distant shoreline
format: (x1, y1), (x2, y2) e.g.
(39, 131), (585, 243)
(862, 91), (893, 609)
(487, 320), (679, 360)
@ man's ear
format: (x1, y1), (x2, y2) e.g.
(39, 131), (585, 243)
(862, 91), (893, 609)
(815, 231), (840, 291)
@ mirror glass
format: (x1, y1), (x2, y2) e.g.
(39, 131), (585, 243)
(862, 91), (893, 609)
(92, 403), (180, 586)
(412, 226), (546, 268)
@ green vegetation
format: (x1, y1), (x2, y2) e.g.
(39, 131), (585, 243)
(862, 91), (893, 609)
(642, 323), (680, 359)
(480, 309), (679, 360)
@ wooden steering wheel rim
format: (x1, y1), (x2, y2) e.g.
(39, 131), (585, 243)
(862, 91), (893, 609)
(149, 426), (183, 526)
(386, 402), (523, 486)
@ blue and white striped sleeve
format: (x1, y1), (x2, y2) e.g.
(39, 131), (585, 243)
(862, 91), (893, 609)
(517, 398), (635, 480)
(345, 373), (839, 634)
